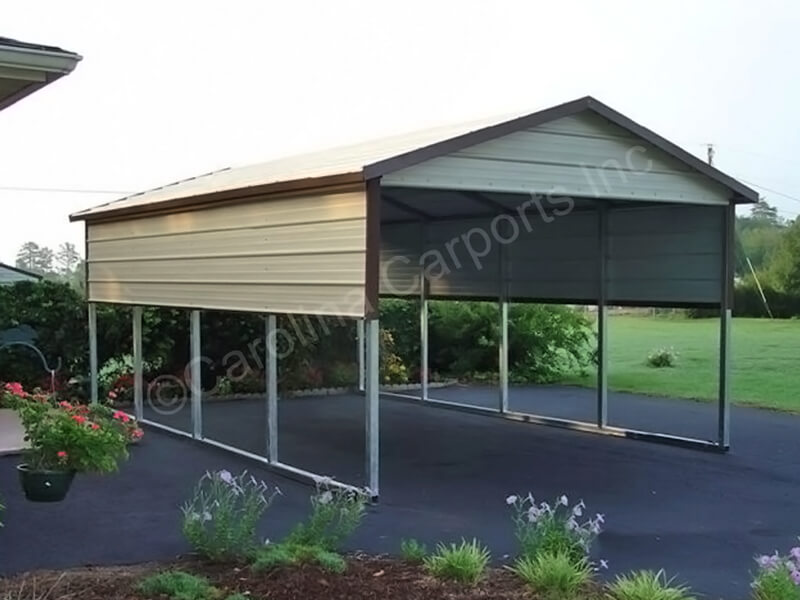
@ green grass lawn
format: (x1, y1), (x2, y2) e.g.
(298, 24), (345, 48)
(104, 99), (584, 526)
(562, 315), (800, 412)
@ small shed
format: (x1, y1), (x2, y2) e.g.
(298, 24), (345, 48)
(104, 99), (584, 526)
(71, 96), (756, 497)
(0, 263), (42, 285)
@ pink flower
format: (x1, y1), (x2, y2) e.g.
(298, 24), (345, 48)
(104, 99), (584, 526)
(4, 382), (26, 397)
(108, 391), (118, 400)
(71, 415), (87, 425)
(90, 423), (100, 430)
(57, 451), (68, 461)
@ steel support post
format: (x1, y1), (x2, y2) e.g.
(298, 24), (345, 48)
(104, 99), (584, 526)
(266, 314), (279, 462)
(190, 310), (202, 439)
(88, 302), (98, 404)
(364, 318), (380, 498)
(132, 306), (143, 420)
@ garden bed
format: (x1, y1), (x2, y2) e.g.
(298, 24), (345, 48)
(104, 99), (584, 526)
(0, 556), (541, 600)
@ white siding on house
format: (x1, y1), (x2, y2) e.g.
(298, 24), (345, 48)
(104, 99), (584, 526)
(86, 187), (369, 316)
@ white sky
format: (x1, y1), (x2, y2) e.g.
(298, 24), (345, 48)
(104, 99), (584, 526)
(2, 0), (799, 263)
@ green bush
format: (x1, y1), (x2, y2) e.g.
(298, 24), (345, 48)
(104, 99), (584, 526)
(423, 538), (491, 585)
(380, 299), (595, 383)
(646, 347), (678, 368)
(285, 482), (367, 551)
(400, 538), (428, 564)
(511, 550), (593, 599)
(606, 570), (695, 600)
(509, 494), (603, 563)
(734, 279), (800, 318)
(137, 571), (219, 600)
(181, 470), (280, 561)
(752, 565), (800, 600)
(252, 543), (347, 574)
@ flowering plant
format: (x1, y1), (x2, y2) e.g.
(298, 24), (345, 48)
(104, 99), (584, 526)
(181, 469), (281, 560)
(752, 543), (800, 599)
(15, 387), (128, 473)
(85, 402), (144, 443)
(507, 493), (604, 562)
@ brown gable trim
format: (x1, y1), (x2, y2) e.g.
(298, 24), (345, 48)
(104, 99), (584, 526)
(364, 96), (758, 204)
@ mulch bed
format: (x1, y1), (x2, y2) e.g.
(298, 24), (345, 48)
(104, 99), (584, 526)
(0, 555), (543, 599)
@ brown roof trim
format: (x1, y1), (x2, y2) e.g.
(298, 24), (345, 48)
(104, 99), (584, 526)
(70, 172), (365, 223)
(363, 95), (759, 204)
(0, 262), (43, 280)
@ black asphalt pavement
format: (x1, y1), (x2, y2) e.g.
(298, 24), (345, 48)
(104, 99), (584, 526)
(2, 385), (799, 600)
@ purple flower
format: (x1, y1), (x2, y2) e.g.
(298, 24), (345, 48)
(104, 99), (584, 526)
(218, 469), (234, 485)
(790, 547), (800, 562)
(756, 553), (781, 571)
(506, 495), (518, 506)
(791, 568), (800, 585)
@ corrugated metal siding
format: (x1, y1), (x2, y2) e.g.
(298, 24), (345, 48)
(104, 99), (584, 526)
(383, 111), (730, 205)
(379, 204), (723, 305)
(86, 188), (368, 316)
(607, 205), (723, 304)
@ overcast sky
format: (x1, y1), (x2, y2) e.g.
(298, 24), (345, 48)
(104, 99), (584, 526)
(2, 0), (799, 264)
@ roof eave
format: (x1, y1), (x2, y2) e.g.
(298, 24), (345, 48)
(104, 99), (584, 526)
(69, 171), (366, 223)
(0, 43), (82, 111)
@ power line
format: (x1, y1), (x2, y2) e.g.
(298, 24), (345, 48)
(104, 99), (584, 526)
(0, 185), (131, 194)
(736, 178), (800, 205)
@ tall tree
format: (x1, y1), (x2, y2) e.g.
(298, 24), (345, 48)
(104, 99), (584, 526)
(771, 219), (800, 295)
(56, 242), (81, 275)
(15, 241), (42, 272)
(34, 246), (55, 275)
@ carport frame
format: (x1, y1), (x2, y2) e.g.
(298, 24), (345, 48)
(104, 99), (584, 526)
(76, 96), (752, 504)
(375, 197), (734, 453)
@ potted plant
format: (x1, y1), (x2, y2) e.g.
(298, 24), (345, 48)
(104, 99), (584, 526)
(15, 389), (129, 502)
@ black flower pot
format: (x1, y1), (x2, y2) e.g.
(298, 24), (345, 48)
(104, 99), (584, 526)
(17, 464), (76, 502)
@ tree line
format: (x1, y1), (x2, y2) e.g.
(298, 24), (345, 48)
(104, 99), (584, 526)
(14, 241), (84, 291)
(735, 200), (800, 316)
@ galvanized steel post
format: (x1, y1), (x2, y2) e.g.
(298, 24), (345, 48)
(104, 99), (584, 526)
(357, 319), (365, 392)
(718, 203), (734, 448)
(365, 318), (380, 499)
(420, 269), (429, 401)
(597, 204), (609, 428)
(266, 314), (278, 463)
(132, 306), (143, 420)
(190, 310), (202, 439)
(88, 302), (98, 404)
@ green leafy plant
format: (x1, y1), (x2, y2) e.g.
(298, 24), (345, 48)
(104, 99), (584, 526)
(606, 569), (695, 600)
(84, 401), (144, 443)
(285, 480), (367, 551)
(508, 493), (603, 562)
(751, 546), (800, 600)
(646, 347), (678, 368)
(423, 538), (491, 585)
(137, 571), (219, 600)
(14, 388), (128, 472)
(181, 470), (280, 561)
(400, 538), (428, 564)
(252, 542), (347, 574)
(511, 550), (593, 599)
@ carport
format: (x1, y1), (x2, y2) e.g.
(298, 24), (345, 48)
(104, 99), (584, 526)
(70, 96), (757, 498)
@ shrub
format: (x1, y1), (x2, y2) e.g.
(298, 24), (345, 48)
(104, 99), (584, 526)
(137, 571), (218, 600)
(181, 470), (280, 561)
(646, 347), (678, 368)
(423, 538), (491, 585)
(508, 494), (603, 562)
(380, 299), (595, 384)
(511, 550), (593, 599)
(606, 569), (695, 600)
(85, 402), (144, 443)
(751, 546), (800, 600)
(252, 542), (347, 574)
(400, 538), (428, 564)
(285, 480), (367, 551)
(15, 388), (128, 473)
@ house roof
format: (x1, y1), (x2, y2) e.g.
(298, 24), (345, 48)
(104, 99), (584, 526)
(70, 96), (758, 223)
(0, 262), (43, 280)
(0, 36), (81, 111)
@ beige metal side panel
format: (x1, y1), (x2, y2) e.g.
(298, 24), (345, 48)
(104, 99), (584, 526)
(86, 188), (367, 316)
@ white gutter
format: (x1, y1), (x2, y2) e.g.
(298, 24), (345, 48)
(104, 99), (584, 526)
(0, 44), (82, 75)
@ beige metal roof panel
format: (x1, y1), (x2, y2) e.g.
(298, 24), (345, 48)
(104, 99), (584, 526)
(71, 96), (758, 223)
(71, 114), (519, 221)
